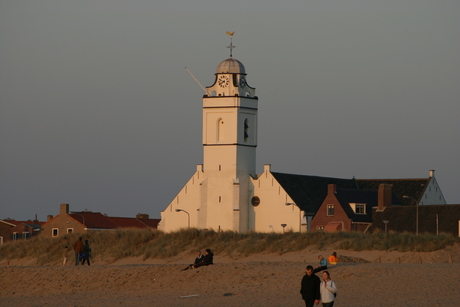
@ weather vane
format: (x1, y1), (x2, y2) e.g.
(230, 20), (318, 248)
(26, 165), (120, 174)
(226, 31), (235, 57)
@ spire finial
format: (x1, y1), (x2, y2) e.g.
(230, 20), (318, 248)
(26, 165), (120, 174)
(226, 31), (235, 57)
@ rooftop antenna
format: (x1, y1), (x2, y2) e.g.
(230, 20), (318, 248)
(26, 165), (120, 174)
(185, 67), (208, 94)
(226, 31), (235, 57)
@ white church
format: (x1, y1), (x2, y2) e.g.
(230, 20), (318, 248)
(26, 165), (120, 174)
(158, 38), (446, 234)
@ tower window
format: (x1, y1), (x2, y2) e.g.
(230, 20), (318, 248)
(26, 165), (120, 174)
(244, 119), (249, 143)
(217, 118), (224, 142)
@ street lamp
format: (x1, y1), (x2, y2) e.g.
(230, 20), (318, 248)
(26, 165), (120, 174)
(285, 203), (301, 232)
(403, 195), (418, 235)
(281, 224), (287, 233)
(175, 209), (190, 228)
(383, 220), (389, 234)
(70, 212), (86, 231)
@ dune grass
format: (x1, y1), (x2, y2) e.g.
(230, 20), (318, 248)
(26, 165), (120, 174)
(0, 229), (457, 265)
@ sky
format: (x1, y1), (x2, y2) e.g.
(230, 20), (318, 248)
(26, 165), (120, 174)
(1, 0), (459, 221)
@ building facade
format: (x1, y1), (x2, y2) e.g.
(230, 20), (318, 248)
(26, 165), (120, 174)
(159, 42), (448, 234)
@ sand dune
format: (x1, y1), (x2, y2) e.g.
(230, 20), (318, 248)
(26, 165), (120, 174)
(2, 246), (460, 306)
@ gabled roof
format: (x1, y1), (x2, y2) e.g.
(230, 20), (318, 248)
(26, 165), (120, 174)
(271, 172), (358, 214)
(335, 188), (401, 223)
(4, 220), (44, 229)
(68, 212), (160, 229)
(369, 204), (460, 235)
(107, 217), (160, 229)
(357, 178), (429, 206)
(70, 212), (118, 229)
(136, 218), (161, 228)
(0, 220), (17, 227)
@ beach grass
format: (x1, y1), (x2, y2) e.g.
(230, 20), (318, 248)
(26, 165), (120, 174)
(0, 229), (457, 265)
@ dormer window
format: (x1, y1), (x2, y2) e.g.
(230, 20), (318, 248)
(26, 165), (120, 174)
(350, 203), (366, 214)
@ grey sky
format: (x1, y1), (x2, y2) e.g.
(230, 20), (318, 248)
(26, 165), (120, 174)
(1, 1), (459, 221)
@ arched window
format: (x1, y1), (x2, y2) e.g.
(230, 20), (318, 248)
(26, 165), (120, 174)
(217, 118), (224, 142)
(244, 119), (249, 143)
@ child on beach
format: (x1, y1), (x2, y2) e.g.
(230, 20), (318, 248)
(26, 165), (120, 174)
(62, 246), (69, 266)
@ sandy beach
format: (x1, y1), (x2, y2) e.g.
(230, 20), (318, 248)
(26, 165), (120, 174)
(2, 246), (460, 306)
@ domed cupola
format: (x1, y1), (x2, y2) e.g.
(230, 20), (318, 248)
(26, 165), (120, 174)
(206, 33), (255, 98)
(216, 58), (246, 74)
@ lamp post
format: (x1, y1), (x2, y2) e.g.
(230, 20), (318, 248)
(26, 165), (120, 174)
(403, 196), (418, 235)
(175, 209), (190, 228)
(281, 224), (287, 234)
(70, 212), (86, 231)
(383, 220), (389, 234)
(285, 203), (301, 233)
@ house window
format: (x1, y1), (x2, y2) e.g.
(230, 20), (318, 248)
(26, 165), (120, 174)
(52, 228), (59, 237)
(356, 204), (365, 214)
(67, 228), (73, 234)
(327, 205), (334, 216)
(22, 232), (30, 239)
(317, 226), (324, 231)
(12, 232), (18, 241)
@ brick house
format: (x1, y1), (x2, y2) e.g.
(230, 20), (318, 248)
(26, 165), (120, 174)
(311, 184), (400, 232)
(41, 204), (160, 238)
(0, 219), (44, 244)
(369, 204), (460, 236)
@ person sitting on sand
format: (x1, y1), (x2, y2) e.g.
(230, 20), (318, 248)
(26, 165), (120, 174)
(182, 250), (204, 271)
(313, 255), (327, 273)
(327, 252), (338, 266)
(193, 248), (213, 269)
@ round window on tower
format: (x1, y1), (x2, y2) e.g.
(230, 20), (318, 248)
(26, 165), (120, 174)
(251, 196), (260, 207)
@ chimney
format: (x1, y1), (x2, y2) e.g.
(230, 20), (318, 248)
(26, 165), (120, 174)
(60, 203), (69, 215)
(429, 169), (435, 178)
(328, 184), (337, 194)
(47, 215), (53, 221)
(136, 213), (149, 219)
(377, 184), (392, 211)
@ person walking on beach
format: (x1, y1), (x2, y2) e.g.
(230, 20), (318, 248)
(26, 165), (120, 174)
(320, 271), (337, 307)
(313, 255), (327, 273)
(73, 237), (84, 266)
(182, 250), (204, 271)
(300, 265), (321, 307)
(62, 246), (69, 266)
(81, 239), (91, 265)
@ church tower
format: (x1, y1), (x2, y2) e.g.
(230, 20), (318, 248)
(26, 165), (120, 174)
(200, 39), (258, 232)
(159, 34), (258, 233)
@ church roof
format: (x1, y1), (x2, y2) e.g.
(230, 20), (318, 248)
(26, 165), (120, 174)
(216, 58), (246, 74)
(271, 172), (358, 214)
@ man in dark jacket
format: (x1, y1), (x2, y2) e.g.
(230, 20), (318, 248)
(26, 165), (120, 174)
(73, 237), (84, 266)
(193, 248), (213, 268)
(300, 265), (321, 307)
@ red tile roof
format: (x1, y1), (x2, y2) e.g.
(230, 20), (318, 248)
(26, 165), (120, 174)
(69, 212), (159, 229)
(69, 212), (117, 229)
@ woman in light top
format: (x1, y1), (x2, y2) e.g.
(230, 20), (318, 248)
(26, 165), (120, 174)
(320, 271), (337, 307)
